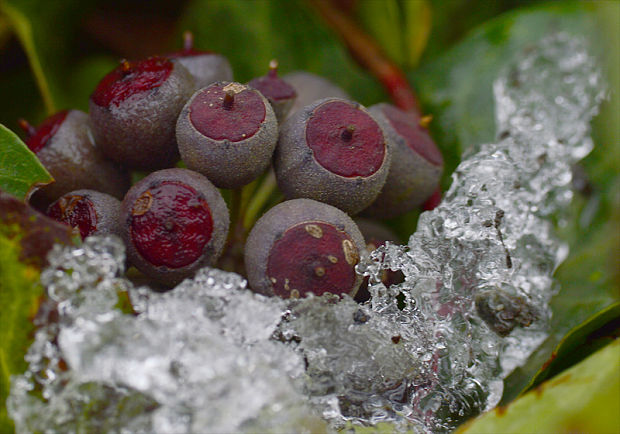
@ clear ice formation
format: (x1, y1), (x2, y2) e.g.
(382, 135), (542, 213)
(8, 34), (606, 433)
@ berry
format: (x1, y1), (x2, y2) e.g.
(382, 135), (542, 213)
(244, 198), (366, 298)
(121, 168), (229, 285)
(248, 60), (297, 122)
(176, 81), (278, 189)
(282, 71), (349, 119)
(363, 103), (443, 218)
(166, 31), (233, 91)
(46, 189), (121, 239)
(274, 98), (391, 215)
(19, 110), (130, 209)
(89, 56), (193, 170)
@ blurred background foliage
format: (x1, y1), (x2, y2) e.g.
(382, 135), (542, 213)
(0, 0), (618, 430)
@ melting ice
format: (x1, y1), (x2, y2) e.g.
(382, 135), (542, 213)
(8, 34), (606, 432)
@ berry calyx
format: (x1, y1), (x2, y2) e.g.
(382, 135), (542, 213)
(46, 193), (97, 239)
(91, 57), (174, 107)
(381, 104), (443, 167)
(267, 221), (359, 298)
(305, 100), (385, 177)
(129, 181), (214, 269)
(19, 111), (69, 153)
(189, 82), (265, 142)
(249, 60), (296, 103)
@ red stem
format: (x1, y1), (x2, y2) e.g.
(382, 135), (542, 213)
(308, 0), (420, 112)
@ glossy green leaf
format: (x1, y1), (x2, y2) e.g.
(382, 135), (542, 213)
(524, 302), (620, 394)
(0, 124), (52, 201)
(459, 339), (620, 434)
(1, 2), (55, 114)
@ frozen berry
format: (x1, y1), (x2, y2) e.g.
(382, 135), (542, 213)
(19, 110), (130, 209)
(121, 168), (229, 285)
(46, 189), (121, 239)
(363, 103), (443, 218)
(274, 98), (391, 215)
(89, 56), (193, 170)
(282, 71), (349, 119)
(244, 198), (365, 298)
(176, 81), (278, 189)
(353, 218), (404, 303)
(248, 60), (297, 122)
(166, 31), (233, 91)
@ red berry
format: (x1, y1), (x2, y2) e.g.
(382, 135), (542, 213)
(245, 198), (366, 298)
(275, 98), (390, 215)
(20, 110), (130, 209)
(121, 168), (229, 285)
(248, 60), (297, 121)
(89, 57), (194, 170)
(46, 190), (121, 239)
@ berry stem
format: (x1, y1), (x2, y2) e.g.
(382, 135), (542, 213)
(183, 30), (194, 52)
(341, 124), (355, 142)
(223, 91), (235, 110)
(17, 118), (36, 138)
(308, 0), (420, 112)
(243, 169), (277, 230)
(268, 59), (279, 78)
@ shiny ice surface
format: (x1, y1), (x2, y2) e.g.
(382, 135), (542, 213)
(9, 34), (606, 433)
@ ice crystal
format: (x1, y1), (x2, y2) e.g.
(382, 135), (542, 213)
(8, 34), (605, 433)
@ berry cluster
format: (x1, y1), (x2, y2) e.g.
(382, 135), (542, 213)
(22, 32), (443, 297)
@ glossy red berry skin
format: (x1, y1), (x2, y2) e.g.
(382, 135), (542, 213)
(363, 103), (443, 218)
(244, 198), (366, 299)
(176, 82), (278, 189)
(46, 189), (121, 239)
(25, 110), (130, 209)
(274, 98), (391, 215)
(121, 168), (229, 285)
(89, 57), (194, 170)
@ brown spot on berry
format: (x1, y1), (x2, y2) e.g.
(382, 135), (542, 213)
(305, 224), (323, 238)
(315, 266), (325, 277)
(342, 239), (359, 266)
(132, 191), (153, 216)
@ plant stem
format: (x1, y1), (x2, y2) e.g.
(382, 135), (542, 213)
(243, 169), (277, 230)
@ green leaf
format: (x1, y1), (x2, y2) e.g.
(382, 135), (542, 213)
(0, 124), (52, 201)
(0, 191), (77, 431)
(523, 303), (620, 394)
(1, 2), (56, 114)
(458, 339), (620, 434)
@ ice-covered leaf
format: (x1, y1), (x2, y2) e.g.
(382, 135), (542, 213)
(0, 124), (52, 201)
(411, 2), (619, 400)
(0, 191), (76, 431)
(459, 339), (620, 434)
